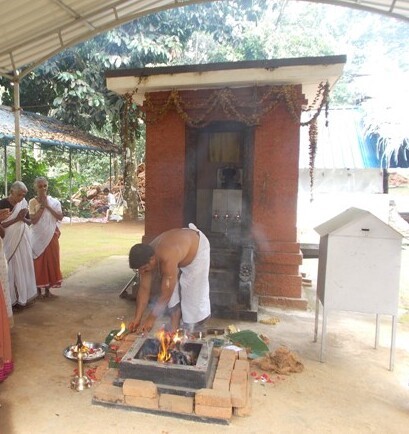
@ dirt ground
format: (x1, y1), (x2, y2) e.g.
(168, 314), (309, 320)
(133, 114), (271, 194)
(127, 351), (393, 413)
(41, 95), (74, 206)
(1, 224), (409, 433)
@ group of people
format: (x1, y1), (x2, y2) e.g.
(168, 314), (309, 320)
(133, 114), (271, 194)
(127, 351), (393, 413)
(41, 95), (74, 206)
(0, 177), (63, 384)
(1, 177), (212, 383)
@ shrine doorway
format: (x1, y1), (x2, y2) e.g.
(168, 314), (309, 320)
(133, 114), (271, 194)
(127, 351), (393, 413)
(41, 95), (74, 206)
(184, 121), (258, 319)
(184, 121), (254, 239)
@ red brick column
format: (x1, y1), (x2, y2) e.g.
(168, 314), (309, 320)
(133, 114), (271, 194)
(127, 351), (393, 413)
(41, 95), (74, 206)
(143, 97), (186, 242)
(251, 100), (306, 309)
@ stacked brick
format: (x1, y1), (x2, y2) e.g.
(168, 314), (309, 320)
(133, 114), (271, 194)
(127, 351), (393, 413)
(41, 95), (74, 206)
(196, 348), (252, 420)
(123, 379), (159, 409)
(93, 345), (252, 422)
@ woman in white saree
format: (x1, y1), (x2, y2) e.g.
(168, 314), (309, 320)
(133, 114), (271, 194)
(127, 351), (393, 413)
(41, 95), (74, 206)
(0, 181), (37, 307)
(29, 177), (63, 298)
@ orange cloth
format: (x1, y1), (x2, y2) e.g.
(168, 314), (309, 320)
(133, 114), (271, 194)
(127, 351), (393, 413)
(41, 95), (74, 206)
(33, 230), (63, 289)
(0, 282), (13, 382)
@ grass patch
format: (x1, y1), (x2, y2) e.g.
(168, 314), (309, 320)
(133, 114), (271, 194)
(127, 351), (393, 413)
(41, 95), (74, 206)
(59, 221), (144, 277)
(399, 311), (409, 325)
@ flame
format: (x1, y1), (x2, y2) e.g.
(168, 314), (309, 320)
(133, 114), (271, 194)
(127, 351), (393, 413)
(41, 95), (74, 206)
(156, 329), (172, 363)
(114, 322), (126, 341)
(72, 343), (89, 354)
(174, 328), (184, 343)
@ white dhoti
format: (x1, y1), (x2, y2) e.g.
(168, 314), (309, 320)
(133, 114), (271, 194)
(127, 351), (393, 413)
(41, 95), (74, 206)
(3, 200), (37, 306)
(168, 223), (211, 324)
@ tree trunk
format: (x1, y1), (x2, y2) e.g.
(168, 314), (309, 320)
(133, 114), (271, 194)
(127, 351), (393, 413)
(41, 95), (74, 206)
(121, 95), (140, 221)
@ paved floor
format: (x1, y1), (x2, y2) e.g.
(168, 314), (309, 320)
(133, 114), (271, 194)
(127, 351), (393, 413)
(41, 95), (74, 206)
(1, 256), (409, 434)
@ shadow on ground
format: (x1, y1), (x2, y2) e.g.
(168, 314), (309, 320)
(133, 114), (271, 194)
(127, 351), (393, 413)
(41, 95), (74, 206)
(1, 255), (409, 434)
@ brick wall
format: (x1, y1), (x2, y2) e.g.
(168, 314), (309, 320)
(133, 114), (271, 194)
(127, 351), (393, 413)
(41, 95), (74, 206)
(141, 86), (305, 307)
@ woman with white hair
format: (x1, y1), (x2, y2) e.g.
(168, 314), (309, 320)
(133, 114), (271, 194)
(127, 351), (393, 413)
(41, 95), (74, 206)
(0, 181), (37, 307)
(29, 177), (63, 298)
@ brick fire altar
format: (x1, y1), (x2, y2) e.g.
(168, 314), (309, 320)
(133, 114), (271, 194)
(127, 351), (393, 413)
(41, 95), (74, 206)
(92, 333), (252, 423)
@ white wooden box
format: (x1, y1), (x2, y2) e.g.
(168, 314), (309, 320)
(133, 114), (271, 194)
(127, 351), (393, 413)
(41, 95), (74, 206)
(313, 207), (403, 370)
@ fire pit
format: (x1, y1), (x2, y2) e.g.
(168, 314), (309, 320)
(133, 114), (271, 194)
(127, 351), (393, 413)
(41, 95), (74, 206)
(119, 332), (215, 390)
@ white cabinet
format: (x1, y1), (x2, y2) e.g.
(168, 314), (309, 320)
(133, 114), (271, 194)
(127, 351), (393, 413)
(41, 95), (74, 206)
(313, 207), (403, 370)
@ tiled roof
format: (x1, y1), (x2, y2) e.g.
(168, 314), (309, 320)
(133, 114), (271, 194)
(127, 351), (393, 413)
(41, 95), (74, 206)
(0, 105), (118, 153)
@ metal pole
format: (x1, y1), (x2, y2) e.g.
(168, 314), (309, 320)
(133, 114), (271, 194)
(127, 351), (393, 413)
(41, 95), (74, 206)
(109, 152), (112, 190)
(2, 139), (7, 196)
(69, 148), (73, 224)
(13, 75), (21, 181)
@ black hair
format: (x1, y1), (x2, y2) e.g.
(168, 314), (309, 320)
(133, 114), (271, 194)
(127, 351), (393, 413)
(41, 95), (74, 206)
(129, 244), (155, 269)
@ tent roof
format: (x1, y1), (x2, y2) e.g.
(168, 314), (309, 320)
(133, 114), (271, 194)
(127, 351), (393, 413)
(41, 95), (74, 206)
(0, 105), (118, 153)
(0, 0), (408, 80)
(299, 108), (382, 169)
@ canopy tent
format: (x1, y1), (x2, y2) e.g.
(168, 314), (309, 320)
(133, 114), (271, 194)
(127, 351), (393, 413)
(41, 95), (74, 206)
(0, 0), (407, 179)
(0, 0), (407, 82)
(0, 105), (119, 208)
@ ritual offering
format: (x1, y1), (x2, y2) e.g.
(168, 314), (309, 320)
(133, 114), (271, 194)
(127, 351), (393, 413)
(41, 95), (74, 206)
(64, 338), (108, 362)
(119, 327), (215, 389)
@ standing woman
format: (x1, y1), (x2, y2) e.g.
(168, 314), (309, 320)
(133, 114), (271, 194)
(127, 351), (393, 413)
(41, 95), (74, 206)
(29, 177), (63, 298)
(0, 181), (37, 307)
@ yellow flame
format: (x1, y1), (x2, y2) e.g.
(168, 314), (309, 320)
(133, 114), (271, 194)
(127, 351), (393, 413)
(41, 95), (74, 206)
(157, 329), (172, 363)
(114, 322), (126, 341)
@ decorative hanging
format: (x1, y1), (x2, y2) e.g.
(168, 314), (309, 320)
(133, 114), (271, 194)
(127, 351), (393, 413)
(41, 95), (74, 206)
(308, 118), (318, 202)
(122, 81), (330, 193)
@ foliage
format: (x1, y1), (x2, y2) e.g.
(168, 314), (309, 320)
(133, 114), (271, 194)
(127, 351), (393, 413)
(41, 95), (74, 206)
(2, 150), (49, 199)
(0, 0), (407, 183)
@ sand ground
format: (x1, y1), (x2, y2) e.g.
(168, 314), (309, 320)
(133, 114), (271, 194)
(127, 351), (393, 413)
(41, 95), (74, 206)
(1, 226), (409, 433)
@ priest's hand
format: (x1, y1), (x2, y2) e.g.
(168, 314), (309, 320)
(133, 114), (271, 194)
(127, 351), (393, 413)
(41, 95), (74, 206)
(139, 315), (155, 334)
(127, 319), (141, 334)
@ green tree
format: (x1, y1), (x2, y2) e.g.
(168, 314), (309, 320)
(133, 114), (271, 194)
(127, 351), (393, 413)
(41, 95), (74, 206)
(1, 0), (407, 202)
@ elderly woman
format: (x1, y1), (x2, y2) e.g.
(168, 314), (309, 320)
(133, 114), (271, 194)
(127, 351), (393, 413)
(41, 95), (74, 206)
(0, 181), (37, 308)
(29, 177), (63, 298)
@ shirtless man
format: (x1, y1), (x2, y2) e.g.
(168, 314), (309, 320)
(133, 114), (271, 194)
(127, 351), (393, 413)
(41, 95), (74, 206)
(128, 223), (211, 333)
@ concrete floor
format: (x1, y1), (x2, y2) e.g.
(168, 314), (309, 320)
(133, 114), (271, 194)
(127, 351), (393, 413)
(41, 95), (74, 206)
(1, 255), (409, 434)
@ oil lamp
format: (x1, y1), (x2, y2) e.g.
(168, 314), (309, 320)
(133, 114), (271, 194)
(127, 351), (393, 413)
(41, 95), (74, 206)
(70, 332), (92, 392)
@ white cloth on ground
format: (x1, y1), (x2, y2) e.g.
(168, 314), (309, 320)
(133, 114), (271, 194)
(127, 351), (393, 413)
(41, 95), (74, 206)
(2, 199), (37, 306)
(168, 223), (211, 324)
(29, 196), (61, 259)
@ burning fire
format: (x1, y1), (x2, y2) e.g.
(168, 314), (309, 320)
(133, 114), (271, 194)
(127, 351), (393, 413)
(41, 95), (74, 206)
(114, 321), (126, 341)
(136, 328), (195, 366)
(155, 328), (187, 363)
(156, 329), (172, 363)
